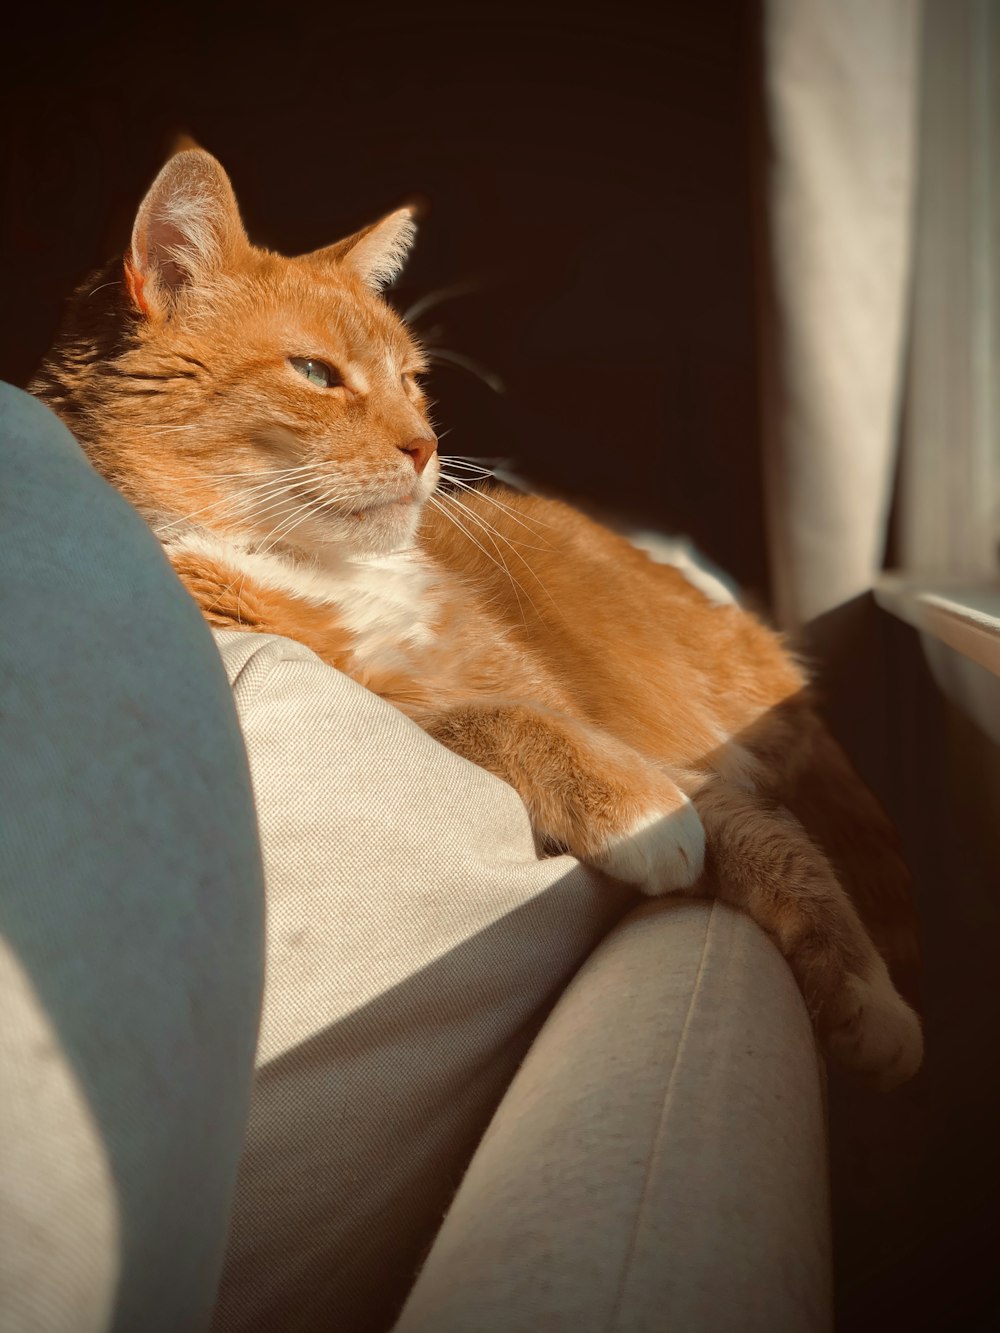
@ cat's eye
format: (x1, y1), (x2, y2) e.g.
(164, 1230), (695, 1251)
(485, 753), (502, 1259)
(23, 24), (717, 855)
(289, 357), (341, 389)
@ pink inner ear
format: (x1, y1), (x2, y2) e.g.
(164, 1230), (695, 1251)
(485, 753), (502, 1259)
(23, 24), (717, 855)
(124, 148), (247, 317)
(137, 213), (195, 293)
(125, 209), (197, 318)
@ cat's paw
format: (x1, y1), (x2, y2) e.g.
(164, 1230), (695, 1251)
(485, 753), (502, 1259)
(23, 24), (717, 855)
(593, 796), (706, 895)
(823, 961), (923, 1091)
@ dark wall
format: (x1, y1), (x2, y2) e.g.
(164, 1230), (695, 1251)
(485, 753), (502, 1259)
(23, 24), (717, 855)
(1, 1), (767, 597)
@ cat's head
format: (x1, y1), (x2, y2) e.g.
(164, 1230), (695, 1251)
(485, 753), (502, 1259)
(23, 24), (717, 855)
(33, 146), (438, 560)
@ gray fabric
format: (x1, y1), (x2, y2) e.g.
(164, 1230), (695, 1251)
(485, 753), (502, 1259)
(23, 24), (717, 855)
(396, 900), (832, 1333)
(0, 384), (265, 1333)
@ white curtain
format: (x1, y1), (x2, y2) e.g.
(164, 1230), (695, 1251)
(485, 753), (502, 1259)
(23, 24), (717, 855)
(900, 0), (1000, 577)
(760, 0), (1000, 628)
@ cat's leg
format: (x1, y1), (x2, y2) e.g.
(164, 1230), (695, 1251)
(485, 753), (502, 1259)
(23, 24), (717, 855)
(691, 778), (923, 1089)
(416, 701), (706, 894)
(777, 717), (921, 1009)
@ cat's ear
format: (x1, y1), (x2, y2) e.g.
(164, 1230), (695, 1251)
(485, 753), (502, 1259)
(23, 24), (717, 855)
(302, 208), (417, 291)
(125, 148), (248, 318)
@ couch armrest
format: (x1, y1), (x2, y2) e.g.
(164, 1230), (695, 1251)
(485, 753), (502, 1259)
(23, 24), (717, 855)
(395, 898), (831, 1333)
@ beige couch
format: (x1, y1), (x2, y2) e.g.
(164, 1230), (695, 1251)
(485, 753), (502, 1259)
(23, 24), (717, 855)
(0, 382), (832, 1332)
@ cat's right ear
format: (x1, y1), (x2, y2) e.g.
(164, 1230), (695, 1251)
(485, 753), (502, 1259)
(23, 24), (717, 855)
(125, 149), (248, 319)
(301, 208), (418, 291)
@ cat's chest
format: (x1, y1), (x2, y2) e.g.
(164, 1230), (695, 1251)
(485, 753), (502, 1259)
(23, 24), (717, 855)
(169, 532), (437, 671)
(333, 553), (439, 672)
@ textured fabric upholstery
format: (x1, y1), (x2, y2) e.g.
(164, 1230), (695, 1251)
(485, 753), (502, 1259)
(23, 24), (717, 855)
(395, 899), (832, 1333)
(209, 631), (831, 1333)
(208, 630), (634, 1333)
(0, 384), (265, 1333)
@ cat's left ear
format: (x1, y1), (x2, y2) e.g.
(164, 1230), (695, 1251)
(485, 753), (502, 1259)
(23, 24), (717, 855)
(301, 208), (417, 291)
(125, 148), (249, 319)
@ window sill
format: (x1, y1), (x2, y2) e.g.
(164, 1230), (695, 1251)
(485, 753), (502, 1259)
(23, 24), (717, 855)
(874, 574), (1000, 680)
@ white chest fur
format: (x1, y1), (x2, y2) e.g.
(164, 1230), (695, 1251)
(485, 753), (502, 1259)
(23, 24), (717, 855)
(334, 551), (438, 672)
(166, 530), (436, 671)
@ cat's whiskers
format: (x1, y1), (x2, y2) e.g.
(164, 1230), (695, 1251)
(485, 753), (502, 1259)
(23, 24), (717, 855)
(438, 472), (553, 542)
(436, 475), (553, 553)
(162, 465), (387, 537)
(164, 455), (410, 556)
(437, 490), (541, 597)
(439, 469), (494, 487)
(426, 495), (516, 596)
(435, 490), (565, 624)
(401, 275), (491, 326)
(177, 473), (404, 622)
(253, 477), (382, 556)
(156, 466), (332, 535)
(436, 456), (554, 533)
(244, 492), (369, 552)
(255, 502), (320, 559)
(426, 349), (505, 395)
(87, 280), (122, 299)
(438, 460), (495, 480)
(438, 451), (494, 466)
(218, 471), (377, 525)
(253, 475), (403, 556)
(156, 487), (299, 537)
(200, 494), (330, 622)
(208, 464), (328, 480)
(231, 487), (328, 537)
(431, 492), (538, 626)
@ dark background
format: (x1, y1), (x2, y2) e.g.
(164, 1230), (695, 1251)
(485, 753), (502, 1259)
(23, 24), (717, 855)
(4, 3), (997, 1331)
(0, 0), (768, 596)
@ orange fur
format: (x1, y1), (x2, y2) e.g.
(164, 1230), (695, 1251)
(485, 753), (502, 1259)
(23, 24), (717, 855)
(31, 146), (922, 1086)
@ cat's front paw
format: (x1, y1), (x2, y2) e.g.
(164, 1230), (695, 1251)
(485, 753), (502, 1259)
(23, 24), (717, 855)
(823, 960), (923, 1090)
(592, 796), (706, 895)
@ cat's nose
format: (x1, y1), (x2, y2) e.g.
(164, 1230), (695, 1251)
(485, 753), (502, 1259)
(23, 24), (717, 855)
(397, 436), (437, 476)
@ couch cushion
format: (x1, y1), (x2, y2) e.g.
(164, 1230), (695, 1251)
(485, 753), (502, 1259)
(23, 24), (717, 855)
(209, 629), (634, 1333)
(210, 627), (830, 1333)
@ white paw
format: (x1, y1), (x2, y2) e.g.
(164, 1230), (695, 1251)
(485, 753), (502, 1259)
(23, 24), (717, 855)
(825, 962), (924, 1091)
(593, 798), (706, 895)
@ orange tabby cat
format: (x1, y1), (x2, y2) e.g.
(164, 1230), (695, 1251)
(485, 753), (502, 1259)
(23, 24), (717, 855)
(31, 146), (922, 1088)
